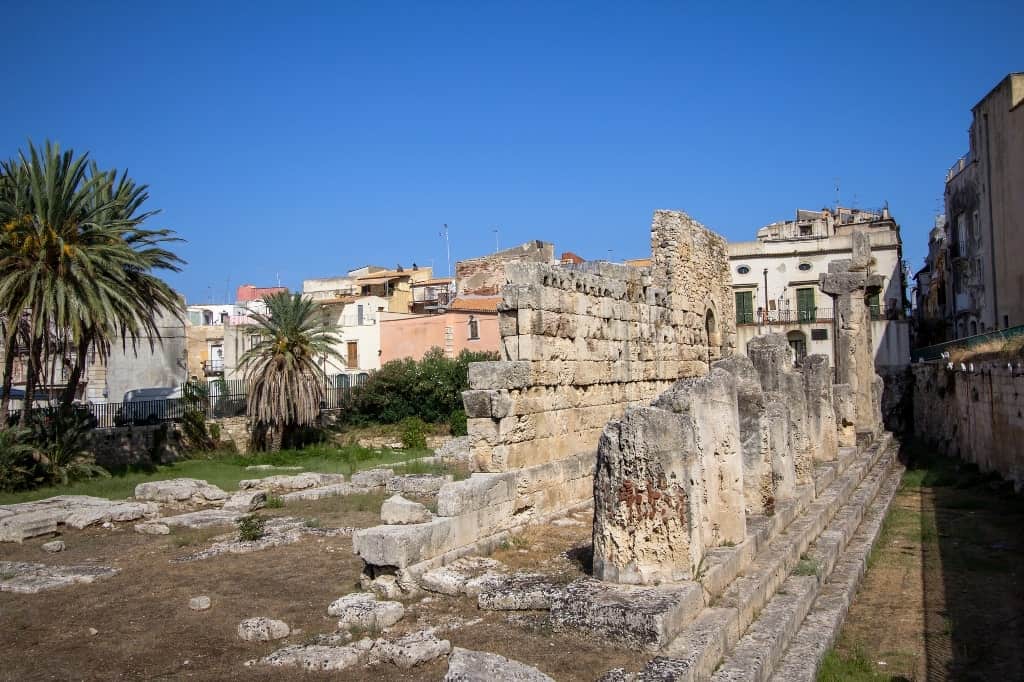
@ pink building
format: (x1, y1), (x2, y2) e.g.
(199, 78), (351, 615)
(379, 297), (500, 363)
(236, 284), (288, 302)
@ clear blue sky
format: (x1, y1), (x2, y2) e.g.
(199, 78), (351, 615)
(2, 1), (1020, 304)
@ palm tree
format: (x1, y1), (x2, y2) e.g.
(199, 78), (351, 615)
(238, 292), (342, 450)
(0, 141), (184, 422)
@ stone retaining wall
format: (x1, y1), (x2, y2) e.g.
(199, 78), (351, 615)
(912, 361), (1024, 492)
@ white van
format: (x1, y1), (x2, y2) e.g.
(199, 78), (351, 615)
(114, 386), (184, 426)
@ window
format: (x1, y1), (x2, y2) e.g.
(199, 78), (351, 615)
(787, 331), (807, 363)
(468, 315), (480, 340)
(811, 328), (828, 341)
(798, 262), (812, 272)
(796, 288), (816, 322)
(734, 291), (754, 324)
(867, 292), (881, 319)
(188, 311), (202, 325)
(799, 225), (812, 236)
(737, 265), (751, 275)
(220, 312), (229, 324)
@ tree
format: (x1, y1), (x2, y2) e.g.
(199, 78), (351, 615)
(0, 141), (183, 423)
(238, 292), (342, 450)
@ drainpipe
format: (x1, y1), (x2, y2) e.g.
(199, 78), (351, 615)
(763, 268), (769, 325)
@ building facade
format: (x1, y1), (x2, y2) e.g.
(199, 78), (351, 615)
(942, 73), (1024, 338)
(729, 206), (909, 370)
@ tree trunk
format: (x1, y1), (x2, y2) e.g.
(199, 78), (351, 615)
(269, 423), (283, 452)
(60, 336), (91, 407)
(19, 337), (42, 426)
(0, 334), (15, 426)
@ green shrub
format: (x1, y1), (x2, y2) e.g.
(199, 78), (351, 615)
(343, 348), (497, 425)
(400, 416), (428, 450)
(449, 409), (467, 436)
(23, 407), (108, 486)
(265, 495), (284, 509)
(237, 514), (266, 542)
(0, 427), (42, 492)
(181, 379), (215, 451)
(208, 422), (221, 443)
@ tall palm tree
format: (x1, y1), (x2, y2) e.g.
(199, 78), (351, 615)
(238, 292), (342, 450)
(0, 141), (184, 422)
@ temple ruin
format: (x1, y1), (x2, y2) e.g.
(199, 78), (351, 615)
(353, 208), (899, 680)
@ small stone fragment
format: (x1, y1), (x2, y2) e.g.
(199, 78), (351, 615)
(42, 540), (65, 553)
(223, 490), (267, 512)
(134, 522), (171, 535)
(380, 495), (431, 525)
(376, 630), (451, 668)
(189, 596), (211, 611)
(237, 617), (290, 642)
(88, 628), (99, 636)
(444, 647), (554, 681)
(328, 593), (405, 630)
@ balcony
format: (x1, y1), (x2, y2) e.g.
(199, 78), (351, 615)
(202, 358), (225, 376)
(945, 153), (971, 183)
(737, 308), (834, 326)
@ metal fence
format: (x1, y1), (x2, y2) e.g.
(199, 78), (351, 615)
(8, 373), (370, 430)
(912, 324), (1024, 362)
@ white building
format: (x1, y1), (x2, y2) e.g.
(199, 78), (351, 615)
(728, 206), (910, 371)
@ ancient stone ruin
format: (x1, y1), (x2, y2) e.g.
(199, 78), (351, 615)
(354, 210), (736, 578)
(348, 211), (899, 680)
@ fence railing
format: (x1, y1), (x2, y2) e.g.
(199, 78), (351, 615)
(7, 373), (370, 430)
(737, 308), (834, 325)
(912, 324), (1024, 362)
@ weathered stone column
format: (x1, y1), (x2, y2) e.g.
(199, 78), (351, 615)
(592, 407), (703, 584)
(747, 334), (813, 484)
(802, 354), (839, 463)
(593, 369), (746, 584)
(819, 230), (885, 437)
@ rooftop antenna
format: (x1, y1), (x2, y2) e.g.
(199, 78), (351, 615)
(492, 226), (500, 253)
(833, 177), (840, 211)
(276, 272), (281, 287)
(440, 224), (452, 278)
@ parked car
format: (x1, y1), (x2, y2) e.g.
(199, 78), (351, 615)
(114, 387), (184, 426)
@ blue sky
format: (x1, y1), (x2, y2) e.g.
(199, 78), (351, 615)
(2, 1), (1020, 303)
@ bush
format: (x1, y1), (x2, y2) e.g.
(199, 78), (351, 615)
(237, 514), (266, 542)
(181, 379), (215, 451)
(400, 416), (428, 450)
(0, 427), (42, 492)
(449, 409), (467, 436)
(342, 348), (497, 425)
(23, 406), (108, 486)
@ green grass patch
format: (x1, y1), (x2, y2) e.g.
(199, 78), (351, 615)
(794, 554), (821, 577)
(0, 443), (434, 505)
(818, 647), (892, 681)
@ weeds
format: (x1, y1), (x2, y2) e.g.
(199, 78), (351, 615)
(265, 495), (284, 509)
(818, 647), (890, 681)
(237, 515), (266, 542)
(304, 517), (322, 528)
(794, 554), (821, 577)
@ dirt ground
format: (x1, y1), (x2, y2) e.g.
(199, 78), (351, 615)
(828, 451), (1024, 681)
(1, 499), (637, 681)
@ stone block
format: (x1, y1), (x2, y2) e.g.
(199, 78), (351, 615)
(353, 518), (454, 568)
(436, 473), (516, 517)
(444, 647), (554, 681)
(381, 495), (432, 525)
(0, 510), (62, 543)
(328, 593), (405, 630)
(550, 579), (704, 649)
(237, 617), (290, 642)
(223, 490), (267, 512)
(350, 468), (394, 489)
(468, 362), (531, 390)
(376, 630), (451, 669)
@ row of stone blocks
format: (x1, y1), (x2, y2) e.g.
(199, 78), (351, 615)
(554, 432), (897, 681)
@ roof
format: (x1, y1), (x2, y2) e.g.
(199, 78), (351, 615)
(448, 296), (501, 313)
(413, 277), (455, 287)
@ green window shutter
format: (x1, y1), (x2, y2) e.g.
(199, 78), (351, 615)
(735, 291), (753, 324)
(797, 288), (816, 322)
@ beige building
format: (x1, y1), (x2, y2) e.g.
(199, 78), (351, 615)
(729, 206), (909, 370)
(943, 72), (1024, 337)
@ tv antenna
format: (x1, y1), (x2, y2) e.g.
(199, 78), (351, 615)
(492, 226), (500, 253)
(440, 224), (452, 278)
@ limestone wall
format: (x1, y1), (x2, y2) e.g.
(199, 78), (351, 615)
(912, 362), (1024, 492)
(464, 210), (736, 492)
(354, 210), (737, 576)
